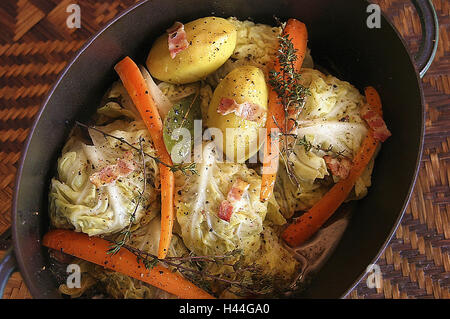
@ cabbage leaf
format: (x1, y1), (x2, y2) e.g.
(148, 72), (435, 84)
(175, 142), (267, 256)
(273, 68), (374, 218)
(49, 120), (160, 236)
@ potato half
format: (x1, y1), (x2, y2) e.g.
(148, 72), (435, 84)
(206, 65), (268, 162)
(147, 17), (237, 84)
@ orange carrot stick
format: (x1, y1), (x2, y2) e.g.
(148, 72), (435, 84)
(42, 229), (215, 299)
(283, 18), (308, 73)
(282, 86), (384, 247)
(260, 19), (308, 203)
(364, 86), (383, 116)
(114, 56), (174, 259)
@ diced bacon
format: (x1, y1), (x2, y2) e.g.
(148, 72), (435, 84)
(217, 179), (250, 222)
(218, 200), (234, 222)
(166, 21), (189, 59)
(217, 97), (266, 123)
(217, 98), (235, 114)
(90, 166), (116, 186)
(89, 152), (137, 187)
(324, 155), (352, 179)
(360, 104), (392, 142)
(116, 152), (136, 175)
(227, 179), (250, 202)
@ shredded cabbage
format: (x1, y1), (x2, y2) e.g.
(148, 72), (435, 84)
(274, 146), (331, 219)
(97, 81), (140, 122)
(158, 82), (200, 102)
(298, 68), (366, 123)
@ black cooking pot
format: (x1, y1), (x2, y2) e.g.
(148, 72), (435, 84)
(0, 0), (438, 298)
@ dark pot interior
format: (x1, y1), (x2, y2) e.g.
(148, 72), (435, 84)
(12, 0), (423, 298)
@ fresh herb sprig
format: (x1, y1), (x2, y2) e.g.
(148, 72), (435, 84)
(297, 136), (350, 159)
(268, 34), (310, 184)
(108, 242), (267, 295)
(75, 121), (197, 175)
(269, 34), (310, 111)
(107, 137), (147, 255)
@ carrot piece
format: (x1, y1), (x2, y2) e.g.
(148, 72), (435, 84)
(282, 86), (385, 247)
(42, 229), (215, 299)
(114, 56), (174, 259)
(158, 165), (174, 258)
(260, 19), (308, 203)
(364, 86), (383, 116)
(283, 18), (309, 73)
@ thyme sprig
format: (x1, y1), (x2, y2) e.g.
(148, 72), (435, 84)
(110, 242), (267, 295)
(297, 136), (350, 159)
(75, 121), (197, 175)
(107, 137), (146, 255)
(269, 35), (310, 110)
(268, 33), (310, 185)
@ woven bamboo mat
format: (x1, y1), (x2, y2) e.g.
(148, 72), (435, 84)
(0, 0), (448, 299)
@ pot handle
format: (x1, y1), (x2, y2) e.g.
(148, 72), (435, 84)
(411, 0), (439, 78)
(0, 248), (17, 299)
(0, 228), (17, 299)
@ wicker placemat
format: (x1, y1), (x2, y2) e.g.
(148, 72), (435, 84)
(0, 0), (448, 299)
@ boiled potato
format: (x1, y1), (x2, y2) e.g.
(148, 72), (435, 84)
(147, 17), (237, 84)
(206, 66), (268, 162)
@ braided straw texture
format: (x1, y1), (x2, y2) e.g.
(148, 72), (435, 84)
(0, 0), (448, 299)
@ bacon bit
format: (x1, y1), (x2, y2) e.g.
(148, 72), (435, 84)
(89, 152), (136, 187)
(324, 155), (352, 179)
(218, 200), (234, 222)
(227, 179), (250, 202)
(217, 97), (266, 123)
(360, 104), (392, 142)
(217, 179), (250, 222)
(166, 22), (189, 59)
